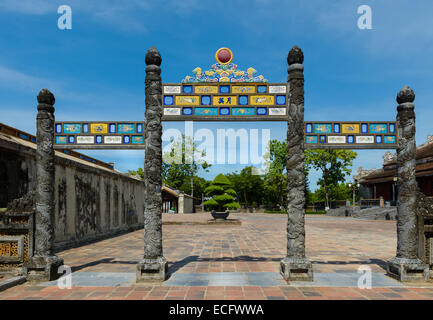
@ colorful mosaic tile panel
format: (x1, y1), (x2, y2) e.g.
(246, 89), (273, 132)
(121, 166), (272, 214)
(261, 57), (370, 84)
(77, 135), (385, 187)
(213, 96), (237, 106)
(164, 108), (181, 116)
(268, 85), (287, 93)
(356, 136), (374, 143)
(175, 96), (200, 106)
(370, 124), (388, 134)
(238, 96), (248, 105)
(219, 107), (230, 115)
(104, 136), (122, 144)
(257, 107), (267, 115)
(328, 136), (346, 144)
(132, 136), (144, 144)
(276, 95), (286, 105)
(164, 96), (174, 105)
(163, 86), (181, 94)
(194, 107), (218, 116)
(182, 107), (193, 115)
(117, 124), (135, 134)
(77, 136), (95, 144)
(90, 123), (108, 134)
(56, 136), (67, 144)
(64, 123), (81, 134)
(306, 136), (318, 144)
(384, 135), (396, 144)
(268, 108), (286, 116)
(342, 124), (360, 134)
(232, 107), (255, 116)
(182, 85), (193, 93)
(194, 86), (218, 94)
(200, 96), (211, 105)
(333, 124), (341, 133)
(314, 124), (332, 134)
(250, 95), (274, 105)
(232, 86), (255, 93)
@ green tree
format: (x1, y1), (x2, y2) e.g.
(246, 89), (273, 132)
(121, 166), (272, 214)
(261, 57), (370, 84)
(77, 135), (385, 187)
(163, 135), (211, 197)
(262, 139), (311, 208)
(227, 166), (264, 206)
(129, 135), (211, 198)
(191, 176), (210, 204)
(305, 166), (313, 205)
(263, 140), (287, 208)
(305, 149), (357, 208)
(203, 174), (240, 211)
(128, 167), (144, 180)
(313, 183), (352, 203)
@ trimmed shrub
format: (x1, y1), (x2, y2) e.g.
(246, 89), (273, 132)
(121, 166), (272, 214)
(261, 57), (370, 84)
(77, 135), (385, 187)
(203, 173), (240, 211)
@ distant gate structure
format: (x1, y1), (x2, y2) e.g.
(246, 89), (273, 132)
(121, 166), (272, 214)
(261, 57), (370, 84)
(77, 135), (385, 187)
(16, 46), (427, 282)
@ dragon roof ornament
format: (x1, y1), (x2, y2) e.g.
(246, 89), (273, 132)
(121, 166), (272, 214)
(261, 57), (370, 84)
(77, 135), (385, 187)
(182, 47), (267, 83)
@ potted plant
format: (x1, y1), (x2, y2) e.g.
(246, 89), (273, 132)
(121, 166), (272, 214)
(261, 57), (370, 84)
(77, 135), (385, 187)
(203, 174), (240, 220)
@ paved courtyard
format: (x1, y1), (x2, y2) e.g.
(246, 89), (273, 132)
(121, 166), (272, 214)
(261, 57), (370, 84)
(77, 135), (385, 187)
(2, 213), (433, 300)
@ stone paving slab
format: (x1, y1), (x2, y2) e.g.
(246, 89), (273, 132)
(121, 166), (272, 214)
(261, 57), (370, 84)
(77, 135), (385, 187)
(0, 276), (26, 292)
(290, 272), (404, 288)
(165, 272), (288, 287)
(2, 283), (433, 300)
(2, 214), (433, 300)
(38, 272), (136, 287)
(33, 271), (403, 288)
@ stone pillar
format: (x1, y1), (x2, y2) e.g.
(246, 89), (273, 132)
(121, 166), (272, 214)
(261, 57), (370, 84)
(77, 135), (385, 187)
(23, 89), (63, 281)
(387, 86), (428, 281)
(136, 47), (168, 282)
(280, 46), (313, 281)
(178, 193), (185, 214)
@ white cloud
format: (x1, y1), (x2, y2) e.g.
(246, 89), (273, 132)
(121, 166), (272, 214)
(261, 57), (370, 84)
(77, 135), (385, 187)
(307, 0), (433, 57)
(0, 0), (53, 15)
(0, 65), (60, 94)
(0, 0), (206, 33)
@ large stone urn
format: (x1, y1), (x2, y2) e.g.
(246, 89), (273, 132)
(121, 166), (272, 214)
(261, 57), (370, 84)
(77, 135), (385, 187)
(211, 210), (230, 220)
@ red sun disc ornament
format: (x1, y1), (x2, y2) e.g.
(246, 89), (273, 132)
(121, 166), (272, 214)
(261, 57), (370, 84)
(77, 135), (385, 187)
(215, 48), (233, 65)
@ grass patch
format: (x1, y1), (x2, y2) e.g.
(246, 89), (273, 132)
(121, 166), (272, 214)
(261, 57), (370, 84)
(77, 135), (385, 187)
(264, 210), (286, 214)
(0, 208), (6, 214)
(306, 210), (326, 215)
(264, 210), (326, 215)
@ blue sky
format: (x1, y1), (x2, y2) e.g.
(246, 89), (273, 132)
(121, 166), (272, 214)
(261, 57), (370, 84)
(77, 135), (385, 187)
(1, 0), (432, 190)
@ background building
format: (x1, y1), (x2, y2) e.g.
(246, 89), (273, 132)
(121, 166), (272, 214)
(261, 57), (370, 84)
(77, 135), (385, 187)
(357, 136), (433, 204)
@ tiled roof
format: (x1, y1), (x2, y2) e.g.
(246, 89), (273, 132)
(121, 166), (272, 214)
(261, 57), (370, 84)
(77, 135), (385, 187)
(360, 139), (433, 183)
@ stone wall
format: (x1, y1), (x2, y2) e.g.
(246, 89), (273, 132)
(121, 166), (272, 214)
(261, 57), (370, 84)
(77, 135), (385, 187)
(326, 207), (351, 217)
(353, 207), (397, 220)
(178, 193), (194, 214)
(1, 134), (144, 251)
(326, 206), (398, 220)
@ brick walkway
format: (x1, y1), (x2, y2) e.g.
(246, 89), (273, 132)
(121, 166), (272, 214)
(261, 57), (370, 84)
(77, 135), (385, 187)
(1, 213), (433, 300)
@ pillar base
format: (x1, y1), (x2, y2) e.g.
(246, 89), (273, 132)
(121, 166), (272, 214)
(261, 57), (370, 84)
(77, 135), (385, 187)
(136, 256), (168, 282)
(386, 257), (429, 282)
(23, 255), (64, 281)
(280, 257), (313, 281)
